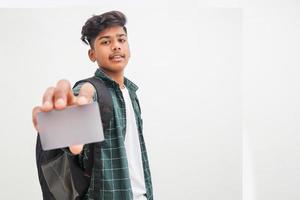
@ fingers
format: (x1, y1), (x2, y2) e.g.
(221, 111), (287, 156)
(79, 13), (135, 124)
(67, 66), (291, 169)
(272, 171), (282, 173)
(53, 79), (74, 110)
(69, 144), (84, 155)
(32, 106), (42, 132)
(41, 87), (54, 112)
(75, 82), (95, 106)
(33, 80), (93, 132)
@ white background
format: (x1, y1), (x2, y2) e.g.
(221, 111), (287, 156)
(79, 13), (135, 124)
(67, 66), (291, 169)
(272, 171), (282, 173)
(243, 3), (300, 200)
(0, 3), (242, 200)
(0, 0), (299, 200)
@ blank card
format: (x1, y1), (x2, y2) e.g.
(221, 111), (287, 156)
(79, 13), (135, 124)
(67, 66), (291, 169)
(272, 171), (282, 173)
(37, 102), (104, 151)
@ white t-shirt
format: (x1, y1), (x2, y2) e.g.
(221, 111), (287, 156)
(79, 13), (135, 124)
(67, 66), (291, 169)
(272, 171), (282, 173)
(121, 86), (147, 200)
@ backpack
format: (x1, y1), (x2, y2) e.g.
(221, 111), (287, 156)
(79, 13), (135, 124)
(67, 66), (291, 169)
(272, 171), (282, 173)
(36, 76), (113, 200)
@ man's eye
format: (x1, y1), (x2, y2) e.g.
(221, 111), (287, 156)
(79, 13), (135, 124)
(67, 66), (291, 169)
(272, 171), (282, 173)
(119, 38), (126, 43)
(101, 40), (110, 45)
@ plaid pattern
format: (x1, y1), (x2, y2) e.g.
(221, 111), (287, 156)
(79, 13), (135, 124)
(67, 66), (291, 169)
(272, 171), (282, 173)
(73, 68), (153, 200)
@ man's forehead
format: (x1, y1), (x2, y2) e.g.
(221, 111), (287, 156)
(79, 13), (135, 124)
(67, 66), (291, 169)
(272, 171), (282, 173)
(97, 26), (127, 38)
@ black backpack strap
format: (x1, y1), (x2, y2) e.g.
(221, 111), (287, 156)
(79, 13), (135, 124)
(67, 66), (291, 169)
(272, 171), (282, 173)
(73, 76), (113, 131)
(73, 76), (114, 182)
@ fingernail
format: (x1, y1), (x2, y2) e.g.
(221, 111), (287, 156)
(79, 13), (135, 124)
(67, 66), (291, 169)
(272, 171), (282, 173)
(43, 101), (51, 108)
(56, 98), (65, 107)
(77, 96), (88, 105)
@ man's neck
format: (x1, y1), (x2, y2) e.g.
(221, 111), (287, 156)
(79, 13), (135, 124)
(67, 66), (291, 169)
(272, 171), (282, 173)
(100, 67), (125, 89)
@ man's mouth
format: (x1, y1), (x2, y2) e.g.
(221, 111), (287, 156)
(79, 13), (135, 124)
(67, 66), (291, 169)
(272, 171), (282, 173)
(109, 54), (125, 62)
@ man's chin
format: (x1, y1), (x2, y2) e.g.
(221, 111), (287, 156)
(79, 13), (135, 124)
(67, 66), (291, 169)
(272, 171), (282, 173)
(101, 64), (126, 73)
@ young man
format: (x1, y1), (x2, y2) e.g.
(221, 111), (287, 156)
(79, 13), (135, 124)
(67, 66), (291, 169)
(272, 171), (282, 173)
(32, 11), (153, 200)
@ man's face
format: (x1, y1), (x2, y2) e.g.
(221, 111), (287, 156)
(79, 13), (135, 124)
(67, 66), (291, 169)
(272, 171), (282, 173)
(88, 26), (130, 73)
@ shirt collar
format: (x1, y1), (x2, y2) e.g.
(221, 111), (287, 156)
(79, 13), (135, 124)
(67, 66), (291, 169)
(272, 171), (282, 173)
(94, 68), (139, 92)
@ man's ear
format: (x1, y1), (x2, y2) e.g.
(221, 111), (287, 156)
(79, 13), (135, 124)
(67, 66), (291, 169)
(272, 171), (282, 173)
(88, 49), (96, 62)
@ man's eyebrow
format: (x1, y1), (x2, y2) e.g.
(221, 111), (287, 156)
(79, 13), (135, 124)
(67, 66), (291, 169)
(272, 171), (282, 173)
(117, 34), (127, 37)
(98, 36), (110, 40)
(98, 34), (127, 40)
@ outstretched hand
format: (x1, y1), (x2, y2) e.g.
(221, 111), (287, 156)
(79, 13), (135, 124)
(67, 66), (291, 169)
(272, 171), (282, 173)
(32, 79), (95, 155)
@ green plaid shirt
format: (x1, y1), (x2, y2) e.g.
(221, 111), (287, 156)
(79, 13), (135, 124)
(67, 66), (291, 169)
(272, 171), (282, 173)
(73, 68), (153, 200)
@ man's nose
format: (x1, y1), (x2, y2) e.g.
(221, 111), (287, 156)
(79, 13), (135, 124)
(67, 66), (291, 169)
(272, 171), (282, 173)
(112, 41), (121, 51)
(112, 46), (121, 51)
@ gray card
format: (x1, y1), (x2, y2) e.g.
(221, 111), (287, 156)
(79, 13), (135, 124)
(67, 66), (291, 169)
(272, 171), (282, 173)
(37, 102), (104, 151)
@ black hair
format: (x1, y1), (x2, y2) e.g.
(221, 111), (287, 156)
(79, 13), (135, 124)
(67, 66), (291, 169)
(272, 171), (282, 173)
(81, 10), (127, 48)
